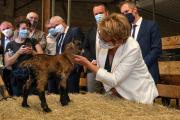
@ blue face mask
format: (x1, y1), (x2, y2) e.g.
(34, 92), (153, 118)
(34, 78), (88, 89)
(95, 14), (105, 23)
(48, 28), (56, 36)
(125, 13), (135, 24)
(55, 24), (64, 34)
(19, 29), (29, 38)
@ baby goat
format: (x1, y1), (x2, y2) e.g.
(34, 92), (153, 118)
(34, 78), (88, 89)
(19, 41), (81, 112)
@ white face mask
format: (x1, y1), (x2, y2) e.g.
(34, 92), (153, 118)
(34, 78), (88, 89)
(99, 39), (115, 49)
(2, 28), (13, 38)
(55, 24), (64, 34)
(95, 14), (105, 23)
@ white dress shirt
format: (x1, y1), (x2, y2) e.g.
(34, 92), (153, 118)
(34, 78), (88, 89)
(95, 37), (158, 104)
(58, 26), (69, 54)
(131, 17), (143, 40)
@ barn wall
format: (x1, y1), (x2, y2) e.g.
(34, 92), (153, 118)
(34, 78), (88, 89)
(0, 0), (179, 36)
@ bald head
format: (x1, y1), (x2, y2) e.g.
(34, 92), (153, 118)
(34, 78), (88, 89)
(48, 16), (66, 29)
(26, 11), (39, 28)
(26, 12), (39, 20)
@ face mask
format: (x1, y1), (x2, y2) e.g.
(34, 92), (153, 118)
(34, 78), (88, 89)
(48, 28), (56, 36)
(95, 14), (105, 23)
(30, 20), (38, 28)
(125, 13), (135, 24)
(55, 24), (64, 34)
(2, 28), (13, 38)
(99, 39), (115, 49)
(19, 29), (29, 38)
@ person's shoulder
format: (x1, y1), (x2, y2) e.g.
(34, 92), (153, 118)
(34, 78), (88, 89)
(126, 37), (140, 50)
(142, 19), (158, 27)
(85, 25), (97, 36)
(34, 29), (45, 37)
(70, 26), (81, 31)
(87, 25), (97, 32)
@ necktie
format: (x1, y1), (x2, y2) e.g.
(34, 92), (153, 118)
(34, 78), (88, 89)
(56, 33), (64, 54)
(132, 24), (137, 38)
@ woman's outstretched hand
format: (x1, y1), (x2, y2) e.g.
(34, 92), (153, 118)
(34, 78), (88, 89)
(73, 55), (99, 74)
(73, 55), (90, 66)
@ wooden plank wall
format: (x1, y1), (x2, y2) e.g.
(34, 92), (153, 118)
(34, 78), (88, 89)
(158, 35), (180, 98)
(161, 35), (180, 50)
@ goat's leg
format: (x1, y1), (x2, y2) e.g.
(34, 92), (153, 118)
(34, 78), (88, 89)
(59, 85), (69, 106)
(37, 76), (51, 112)
(38, 91), (51, 112)
(59, 73), (70, 106)
(22, 77), (32, 108)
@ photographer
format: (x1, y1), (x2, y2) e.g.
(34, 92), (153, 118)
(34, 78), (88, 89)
(4, 17), (43, 96)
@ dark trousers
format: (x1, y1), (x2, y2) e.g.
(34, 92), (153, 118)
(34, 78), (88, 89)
(12, 76), (27, 96)
(2, 68), (13, 96)
(67, 66), (83, 93)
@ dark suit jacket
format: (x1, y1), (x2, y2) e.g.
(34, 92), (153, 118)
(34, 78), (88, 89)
(0, 33), (5, 54)
(83, 26), (97, 61)
(56, 27), (84, 93)
(57, 27), (84, 53)
(137, 19), (162, 83)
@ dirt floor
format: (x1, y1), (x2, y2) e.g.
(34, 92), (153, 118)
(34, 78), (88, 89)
(0, 93), (180, 120)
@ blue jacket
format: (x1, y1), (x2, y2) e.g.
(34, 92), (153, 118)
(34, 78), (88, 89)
(137, 19), (162, 83)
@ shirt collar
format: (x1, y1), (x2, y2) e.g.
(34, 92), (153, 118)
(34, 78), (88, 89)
(133, 17), (143, 26)
(64, 26), (69, 34)
(5, 36), (10, 41)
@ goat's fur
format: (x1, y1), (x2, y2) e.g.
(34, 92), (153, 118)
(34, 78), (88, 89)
(19, 41), (81, 112)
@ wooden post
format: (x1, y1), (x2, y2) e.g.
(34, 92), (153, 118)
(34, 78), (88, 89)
(42, 0), (51, 33)
(67, 0), (71, 26)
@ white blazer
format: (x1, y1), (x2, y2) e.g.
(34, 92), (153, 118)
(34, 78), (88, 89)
(96, 37), (158, 104)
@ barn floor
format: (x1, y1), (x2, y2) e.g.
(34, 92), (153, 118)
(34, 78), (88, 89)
(0, 93), (180, 120)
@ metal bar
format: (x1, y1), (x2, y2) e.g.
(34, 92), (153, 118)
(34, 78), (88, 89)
(67, 0), (71, 26)
(52, 0), (55, 16)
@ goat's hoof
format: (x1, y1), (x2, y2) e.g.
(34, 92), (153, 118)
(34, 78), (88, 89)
(43, 107), (52, 112)
(67, 97), (71, 102)
(61, 100), (68, 106)
(22, 103), (30, 108)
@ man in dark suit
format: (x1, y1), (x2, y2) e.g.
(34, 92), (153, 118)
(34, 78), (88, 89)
(119, 1), (162, 83)
(83, 4), (108, 93)
(47, 16), (84, 93)
(0, 21), (14, 95)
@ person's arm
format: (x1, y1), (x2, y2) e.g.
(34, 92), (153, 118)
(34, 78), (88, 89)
(33, 43), (43, 54)
(144, 22), (162, 66)
(74, 45), (140, 88)
(73, 55), (99, 74)
(39, 32), (47, 50)
(4, 45), (30, 67)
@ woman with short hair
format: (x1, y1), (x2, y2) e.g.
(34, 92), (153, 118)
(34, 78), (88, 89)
(74, 13), (158, 104)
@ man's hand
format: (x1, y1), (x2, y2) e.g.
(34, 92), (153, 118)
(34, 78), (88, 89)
(16, 45), (32, 55)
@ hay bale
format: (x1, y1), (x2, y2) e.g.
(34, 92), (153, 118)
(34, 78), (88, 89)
(0, 93), (180, 120)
